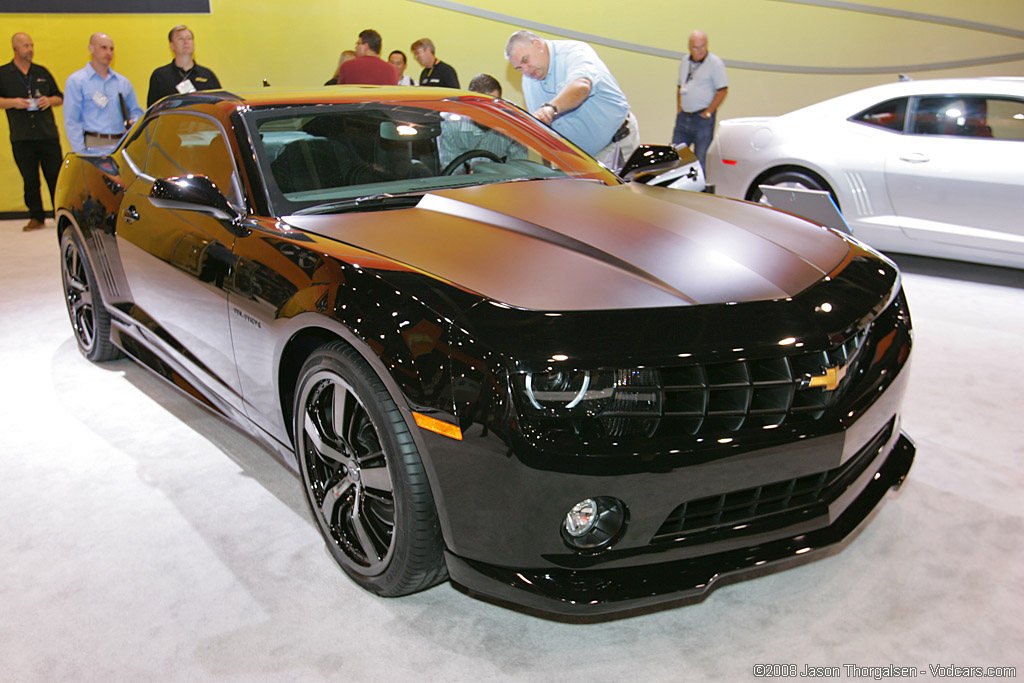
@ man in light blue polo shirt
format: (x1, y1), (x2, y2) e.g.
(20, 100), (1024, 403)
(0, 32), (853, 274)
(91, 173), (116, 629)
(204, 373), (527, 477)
(505, 30), (638, 171)
(64, 33), (144, 153)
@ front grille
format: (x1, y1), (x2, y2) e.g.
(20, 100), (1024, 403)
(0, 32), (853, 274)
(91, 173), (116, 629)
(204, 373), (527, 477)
(651, 417), (895, 544)
(600, 328), (869, 437)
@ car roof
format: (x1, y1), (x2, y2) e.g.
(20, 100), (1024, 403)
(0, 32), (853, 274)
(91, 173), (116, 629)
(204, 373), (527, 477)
(167, 85), (483, 109)
(786, 77), (1024, 118)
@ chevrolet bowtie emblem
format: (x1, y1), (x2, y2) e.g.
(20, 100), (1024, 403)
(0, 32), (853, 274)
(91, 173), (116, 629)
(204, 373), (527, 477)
(807, 364), (847, 391)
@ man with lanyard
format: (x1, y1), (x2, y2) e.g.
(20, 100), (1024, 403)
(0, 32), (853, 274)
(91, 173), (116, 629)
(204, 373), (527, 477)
(0, 33), (63, 231)
(505, 29), (638, 172)
(64, 32), (144, 154)
(411, 38), (459, 88)
(673, 29), (728, 173)
(147, 25), (221, 107)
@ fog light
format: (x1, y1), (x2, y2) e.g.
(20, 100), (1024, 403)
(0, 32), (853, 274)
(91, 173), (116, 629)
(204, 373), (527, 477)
(561, 496), (627, 552)
(565, 499), (599, 537)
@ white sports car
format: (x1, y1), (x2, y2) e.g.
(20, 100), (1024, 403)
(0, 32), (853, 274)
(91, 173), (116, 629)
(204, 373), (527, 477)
(707, 78), (1024, 269)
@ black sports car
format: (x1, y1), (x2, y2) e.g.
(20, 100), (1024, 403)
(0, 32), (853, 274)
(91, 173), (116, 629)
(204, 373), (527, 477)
(55, 87), (914, 615)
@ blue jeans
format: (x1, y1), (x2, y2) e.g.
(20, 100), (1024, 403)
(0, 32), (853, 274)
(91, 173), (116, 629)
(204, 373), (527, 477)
(672, 111), (716, 172)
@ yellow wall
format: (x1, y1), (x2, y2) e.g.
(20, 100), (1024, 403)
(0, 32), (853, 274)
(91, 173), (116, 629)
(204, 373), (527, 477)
(2, 0), (1022, 213)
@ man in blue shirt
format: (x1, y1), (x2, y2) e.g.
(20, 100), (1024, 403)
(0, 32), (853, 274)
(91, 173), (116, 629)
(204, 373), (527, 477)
(64, 33), (144, 154)
(505, 30), (638, 171)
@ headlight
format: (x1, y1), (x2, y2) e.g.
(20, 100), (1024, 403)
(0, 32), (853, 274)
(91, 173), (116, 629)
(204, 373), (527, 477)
(523, 370), (614, 413)
(513, 368), (662, 424)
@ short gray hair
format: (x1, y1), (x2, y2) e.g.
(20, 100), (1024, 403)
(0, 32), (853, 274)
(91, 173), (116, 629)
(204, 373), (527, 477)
(504, 29), (540, 59)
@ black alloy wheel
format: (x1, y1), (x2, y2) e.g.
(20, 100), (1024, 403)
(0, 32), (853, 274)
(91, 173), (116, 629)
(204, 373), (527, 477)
(294, 342), (447, 596)
(60, 230), (121, 362)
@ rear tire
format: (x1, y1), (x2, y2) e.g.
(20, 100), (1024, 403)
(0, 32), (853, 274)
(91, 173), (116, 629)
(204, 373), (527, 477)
(747, 169), (833, 206)
(293, 342), (447, 596)
(60, 230), (121, 362)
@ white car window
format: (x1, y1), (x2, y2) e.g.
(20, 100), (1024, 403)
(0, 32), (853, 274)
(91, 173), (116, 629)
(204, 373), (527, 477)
(910, 96), (1024, 141)
(851, 97), (907, 132)
(986, 98), (1024, 141)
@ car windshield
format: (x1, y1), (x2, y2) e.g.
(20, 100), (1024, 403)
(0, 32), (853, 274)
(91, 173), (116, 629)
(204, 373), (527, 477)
(247, 98), (614, 215)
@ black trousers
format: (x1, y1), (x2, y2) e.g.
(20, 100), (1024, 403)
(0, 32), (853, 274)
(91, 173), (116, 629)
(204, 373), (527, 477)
(11, 138), (63, 221)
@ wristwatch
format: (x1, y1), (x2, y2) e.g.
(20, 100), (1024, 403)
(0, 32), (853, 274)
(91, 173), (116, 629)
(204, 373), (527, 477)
(542, 102), (559, 115)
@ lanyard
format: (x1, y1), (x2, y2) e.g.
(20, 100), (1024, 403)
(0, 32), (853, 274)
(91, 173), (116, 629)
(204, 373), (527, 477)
(15, 66), (34, 96)
(686, 59), (702, 84)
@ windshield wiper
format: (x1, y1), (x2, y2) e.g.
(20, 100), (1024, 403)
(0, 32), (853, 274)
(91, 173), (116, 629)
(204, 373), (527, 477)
(293, 193), (422, 216)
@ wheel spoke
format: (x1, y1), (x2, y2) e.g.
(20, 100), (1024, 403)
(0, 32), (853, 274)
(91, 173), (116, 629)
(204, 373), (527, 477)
(76, 287), (93, 311)
(360, 466), (393, 493)
(320, 477), (354, 522)
(350, 501), (385, 567)
(304, 409), (352, 467)
(332, 380), (351, 441)
(357, 449), (392, 492)
(66, 274), (87, 294)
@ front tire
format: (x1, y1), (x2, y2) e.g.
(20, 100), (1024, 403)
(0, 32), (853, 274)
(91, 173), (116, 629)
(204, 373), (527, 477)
(60, 229), (121, 362)
(294, 342), (447, 596)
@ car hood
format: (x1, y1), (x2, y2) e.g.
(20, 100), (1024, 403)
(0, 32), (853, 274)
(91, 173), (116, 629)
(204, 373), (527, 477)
(283, 179), (851, 311)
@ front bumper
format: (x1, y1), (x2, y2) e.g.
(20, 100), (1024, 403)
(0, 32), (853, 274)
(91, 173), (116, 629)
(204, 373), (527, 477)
(446, 431), (914, 615)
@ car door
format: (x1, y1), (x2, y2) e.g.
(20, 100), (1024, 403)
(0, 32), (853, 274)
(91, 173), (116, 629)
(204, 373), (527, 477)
(884, 94), (1024, 255)
(116, 111), (247, 409)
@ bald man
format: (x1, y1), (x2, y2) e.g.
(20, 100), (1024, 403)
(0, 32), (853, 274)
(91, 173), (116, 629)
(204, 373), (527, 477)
(0, 33), (63, 231)
(63, 32), (144, 153)
(673, 29), (728, 172)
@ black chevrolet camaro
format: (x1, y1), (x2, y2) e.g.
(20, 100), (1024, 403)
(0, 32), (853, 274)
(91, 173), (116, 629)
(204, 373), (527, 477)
(55, 87), (914, 615)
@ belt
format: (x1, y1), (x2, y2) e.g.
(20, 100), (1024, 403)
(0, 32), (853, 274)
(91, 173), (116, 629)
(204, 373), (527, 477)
(683, 110), (705, 115)
(84, 131), (122, 139)
(611, 116), (631, 143)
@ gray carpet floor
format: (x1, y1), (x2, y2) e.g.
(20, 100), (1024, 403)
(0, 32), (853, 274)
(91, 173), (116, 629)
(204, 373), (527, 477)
(2, 218), (1022, 682)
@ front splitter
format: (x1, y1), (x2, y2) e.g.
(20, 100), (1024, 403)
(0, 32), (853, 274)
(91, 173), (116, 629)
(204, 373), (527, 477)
(446, 432), (915, 616)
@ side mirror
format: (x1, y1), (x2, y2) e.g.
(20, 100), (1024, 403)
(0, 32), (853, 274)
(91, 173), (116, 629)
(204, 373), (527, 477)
(149, 175), (241, 223)
(619, 144), (680, 181)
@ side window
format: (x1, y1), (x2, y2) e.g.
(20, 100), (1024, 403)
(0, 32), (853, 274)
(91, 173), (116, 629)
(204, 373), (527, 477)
(851, 97), (907, 132)
(908, 95), (1016, 139)
(123, 119), (156, 170)
(142, 113), (240, 201)
(983, 98), (1024, 141)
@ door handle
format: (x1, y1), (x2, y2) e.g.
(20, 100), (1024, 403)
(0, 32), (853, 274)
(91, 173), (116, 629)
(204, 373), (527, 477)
(123, 205), (139, 223)
(899, 152), (930, 164)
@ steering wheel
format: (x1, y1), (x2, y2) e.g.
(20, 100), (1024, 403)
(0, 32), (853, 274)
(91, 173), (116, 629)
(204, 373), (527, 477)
(442, 149), (503, 175)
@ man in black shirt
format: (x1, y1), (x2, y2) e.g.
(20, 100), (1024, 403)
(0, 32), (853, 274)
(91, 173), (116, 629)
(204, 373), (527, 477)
(147, 25), (221, 107)
(0, 32), (63, 231)
(410, 38), (459, 88)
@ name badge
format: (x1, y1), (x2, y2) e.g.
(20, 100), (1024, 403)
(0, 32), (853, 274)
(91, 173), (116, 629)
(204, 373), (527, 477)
(93, 91), (109, 108)
(176, 78), (197, 94)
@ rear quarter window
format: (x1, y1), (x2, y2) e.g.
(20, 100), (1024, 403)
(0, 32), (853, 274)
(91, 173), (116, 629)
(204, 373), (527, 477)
(850, 97), (907, 132)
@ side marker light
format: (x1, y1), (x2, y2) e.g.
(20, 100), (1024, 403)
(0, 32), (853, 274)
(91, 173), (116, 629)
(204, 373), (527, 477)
(413, 412), (463, 440)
